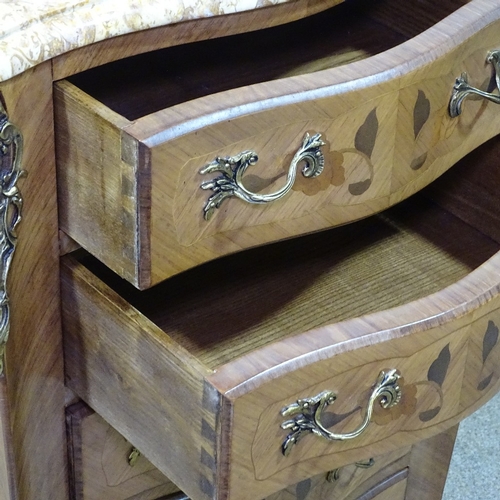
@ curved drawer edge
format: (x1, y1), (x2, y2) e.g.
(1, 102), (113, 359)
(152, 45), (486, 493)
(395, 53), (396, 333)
(217, 254), (500, 498)
(132, 0), (500, 145)
(213, 250), (500, 393)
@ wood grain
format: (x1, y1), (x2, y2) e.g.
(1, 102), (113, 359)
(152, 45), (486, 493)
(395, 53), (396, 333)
(366, 0), (470, 38)
(55, 0), (500, 288)
(62, 259), (218, 500)
(0, 375), (17, 500)
(405, 425), (458, 500)
(424, 135), (500, 245)
(267, 430), (458, 500)
(66, 402), (180, 500)
(0, 63), (68, 500)
(78, 195), (499, 369)
(59, 230), (81, 256)
(61, 171), (500, 499)
(264, 446), (410, 500)
(357, 472), (407, 500)
(66, 3), (407, 121)
(51, 0), (346, 80)
(54, 81), (139, 283)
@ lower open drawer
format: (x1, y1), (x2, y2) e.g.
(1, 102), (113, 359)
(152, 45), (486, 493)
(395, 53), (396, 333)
(61, 138), (500, 500)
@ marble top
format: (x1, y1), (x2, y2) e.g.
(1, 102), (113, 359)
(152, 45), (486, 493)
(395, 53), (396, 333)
(0, 0), (293, 82)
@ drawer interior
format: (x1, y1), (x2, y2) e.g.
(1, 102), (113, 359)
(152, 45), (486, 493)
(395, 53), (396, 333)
(66, 0), (469, 120)
(76, 138), (500, 370)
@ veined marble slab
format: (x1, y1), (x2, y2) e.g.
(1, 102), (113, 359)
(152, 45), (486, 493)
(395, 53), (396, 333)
(0, 0), (293, 82)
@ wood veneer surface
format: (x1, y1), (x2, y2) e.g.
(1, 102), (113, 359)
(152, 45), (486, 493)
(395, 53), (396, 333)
(1, 63), (68, 500)
(81, 192), (499, 369)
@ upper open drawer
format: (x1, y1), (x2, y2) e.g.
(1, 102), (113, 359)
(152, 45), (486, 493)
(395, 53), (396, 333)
(55, 0), (500, 288)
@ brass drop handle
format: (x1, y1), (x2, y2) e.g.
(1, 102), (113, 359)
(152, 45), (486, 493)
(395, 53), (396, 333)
(199, 132), (325, 220)
(449, 50), (500, 117)
(326, 458), (375, 483)
(127, 447), (141, 467)
(280, 369), (402, 456)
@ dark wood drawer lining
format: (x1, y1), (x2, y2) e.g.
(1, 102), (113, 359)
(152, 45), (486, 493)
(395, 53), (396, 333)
(78, 188), (499, 370)
(66, 0), (467, 121)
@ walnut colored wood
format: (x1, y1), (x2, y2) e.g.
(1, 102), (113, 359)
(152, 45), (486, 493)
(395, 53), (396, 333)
(0, 64), (68, 500)
(51, 0), (346, 80)
(62, 259), (216, 500)
(61, 148), (500, 500)
(0, 375), (17, 500)
(66, 402), (180, 500)
(424, 135), (500, 245)
(405, 425), (458, 500)
(59, 230), (81, 256)
(4, 1), (500, 499)
(71, 196), (498, 369)
(367, 0), (470, 38)
(55, 0), (500, 288)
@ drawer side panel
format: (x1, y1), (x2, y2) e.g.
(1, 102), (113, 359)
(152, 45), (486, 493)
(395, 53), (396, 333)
(61, 258), (220, 500)
(55, 81), (141, 286)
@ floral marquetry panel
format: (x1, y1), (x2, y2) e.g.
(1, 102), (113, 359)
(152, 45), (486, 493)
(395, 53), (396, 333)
(247, 327), (469, 482)
(173, 92), (398, 247)
(461, 301), (500, 411)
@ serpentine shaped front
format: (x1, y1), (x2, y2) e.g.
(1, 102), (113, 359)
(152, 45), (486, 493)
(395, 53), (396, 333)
(199, 132), (325, 220)
(0, 98), (24, 375)
(449, 50), (500, 117)
(280, 369), (402, 456)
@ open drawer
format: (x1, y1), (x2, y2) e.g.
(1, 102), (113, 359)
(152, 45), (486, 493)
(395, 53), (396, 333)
(62, 136), (500, 500)
(55, 0), (500, 289)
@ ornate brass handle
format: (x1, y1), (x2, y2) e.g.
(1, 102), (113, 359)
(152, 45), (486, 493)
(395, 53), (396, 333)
(199, 132), (325, 220)
(280, 369), (402, 456)
(449, 50), (500, 118)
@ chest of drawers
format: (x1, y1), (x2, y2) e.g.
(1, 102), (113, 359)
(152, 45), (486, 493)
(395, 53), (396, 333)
(2, 0), (500, 499)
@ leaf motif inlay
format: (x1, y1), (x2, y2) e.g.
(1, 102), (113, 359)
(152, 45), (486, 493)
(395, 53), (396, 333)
(427, 344), (451, 388)
(413, 90), (430, 139)
(296, 479), (312, 500)
(482, 320), (498, 363)
(354, 108), (378, 159)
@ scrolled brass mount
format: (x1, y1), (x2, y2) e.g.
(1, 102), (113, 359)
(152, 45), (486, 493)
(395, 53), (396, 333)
(449, 50), (500, 117)
(280, 369), (402, 456)
(0, 98), (24, 375)
(199, 132), (325, 220)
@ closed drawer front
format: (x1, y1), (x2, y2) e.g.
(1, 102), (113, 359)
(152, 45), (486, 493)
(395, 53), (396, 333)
(66, 398), (410, 500)
(55, 0), (500, 289)
(66, 402), (181, 500)
(61, 137), (500, 500)
(266, 447), (410, 500)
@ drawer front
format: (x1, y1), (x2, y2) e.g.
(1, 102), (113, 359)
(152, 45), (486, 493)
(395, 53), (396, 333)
(265, 447), (410, 500)
(62, 245), (500, 500)
(364, 477), (407, 500)
(56, 0), (500, 288)
(218, 294), (500, 499)
(66, 402), (180, 500)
